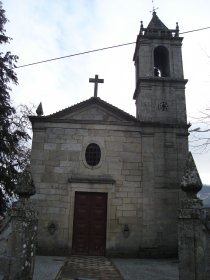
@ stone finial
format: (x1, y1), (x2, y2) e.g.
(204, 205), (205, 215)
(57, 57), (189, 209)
(175, 22), (179, 37)
(140, 21), (143, 35)
(181, 152), (202, 198)
(15, 167), (36, 197)
(140, 21), (143, 28)
(36, 102), (44, 116)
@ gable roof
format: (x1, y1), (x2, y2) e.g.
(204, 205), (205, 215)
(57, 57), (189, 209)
(29, 97), (138, 123)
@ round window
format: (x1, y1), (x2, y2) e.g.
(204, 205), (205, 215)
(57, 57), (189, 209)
(85, 143), (101, 166)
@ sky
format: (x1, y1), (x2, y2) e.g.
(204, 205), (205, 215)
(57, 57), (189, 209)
(2, 0), (210, 184)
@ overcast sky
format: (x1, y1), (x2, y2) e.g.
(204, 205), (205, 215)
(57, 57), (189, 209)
(3, 0), (210, 184)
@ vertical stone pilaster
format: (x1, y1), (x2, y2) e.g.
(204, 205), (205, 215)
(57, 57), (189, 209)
(178, 152), (205, 280)
(6, 168), (38, 280)
(8, 198), (38, 280)
(178, 198), (205, 280)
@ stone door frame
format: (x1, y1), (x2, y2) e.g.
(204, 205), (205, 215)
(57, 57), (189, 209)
(68, 183), (114, 254)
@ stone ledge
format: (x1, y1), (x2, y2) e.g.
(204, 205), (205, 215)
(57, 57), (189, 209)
(68, 175), (115, 184)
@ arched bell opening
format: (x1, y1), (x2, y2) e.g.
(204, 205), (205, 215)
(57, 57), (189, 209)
(154, 46), (170, 77)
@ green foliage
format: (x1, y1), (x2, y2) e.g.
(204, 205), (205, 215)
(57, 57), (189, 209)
(0, 2), (30, 214)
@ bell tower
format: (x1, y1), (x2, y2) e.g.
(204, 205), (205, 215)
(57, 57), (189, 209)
(133, 12), (190, 257)
(133, 12), (188, 124)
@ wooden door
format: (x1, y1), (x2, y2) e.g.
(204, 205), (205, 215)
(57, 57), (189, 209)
(72, 192), (107, 256)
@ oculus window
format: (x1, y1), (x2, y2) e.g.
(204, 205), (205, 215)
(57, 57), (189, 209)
(85, 143), (101, 166)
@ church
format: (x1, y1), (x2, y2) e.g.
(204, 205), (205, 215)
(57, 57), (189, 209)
(30, 12), (189, 257)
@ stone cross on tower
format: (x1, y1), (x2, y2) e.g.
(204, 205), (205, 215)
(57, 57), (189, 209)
(89, 74), (104, 97)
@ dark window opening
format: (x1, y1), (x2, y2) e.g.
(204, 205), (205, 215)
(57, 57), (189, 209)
(85, 143), (101, 166)
(154, 46), (170, 77)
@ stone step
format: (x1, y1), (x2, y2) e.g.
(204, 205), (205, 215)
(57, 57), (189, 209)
(56, 255), (123, 280)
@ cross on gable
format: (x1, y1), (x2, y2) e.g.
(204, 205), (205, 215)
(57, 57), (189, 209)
(89, 74), (104, 97)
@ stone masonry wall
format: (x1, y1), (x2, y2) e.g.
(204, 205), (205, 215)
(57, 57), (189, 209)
(31, 121), (143, 256)
(139, 126), (188, 257)
(31, 118), (188, 257)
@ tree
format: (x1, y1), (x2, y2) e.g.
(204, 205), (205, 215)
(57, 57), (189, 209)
(0, 2), (30, 215)
(189, 49), (210, 153)
(189, 109), (210, 153)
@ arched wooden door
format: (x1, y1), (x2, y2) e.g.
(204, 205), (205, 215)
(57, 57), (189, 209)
(72, 192), (107, 256)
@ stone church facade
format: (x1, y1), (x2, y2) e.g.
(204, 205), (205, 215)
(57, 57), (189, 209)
(30, 12), (189, 257)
